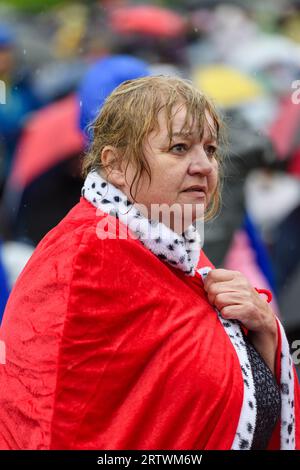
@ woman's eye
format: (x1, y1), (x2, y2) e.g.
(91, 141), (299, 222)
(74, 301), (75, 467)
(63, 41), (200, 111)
(205, 145), (217, 157)
(170, 143), (188, 154)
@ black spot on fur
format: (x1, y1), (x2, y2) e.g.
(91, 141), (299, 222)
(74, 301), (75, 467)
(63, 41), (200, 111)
(239, 439), (249, 449)
(281, 383), (289, 395)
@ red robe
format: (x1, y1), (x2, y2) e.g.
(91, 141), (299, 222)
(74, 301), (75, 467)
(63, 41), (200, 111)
(0, 198), (299, 449)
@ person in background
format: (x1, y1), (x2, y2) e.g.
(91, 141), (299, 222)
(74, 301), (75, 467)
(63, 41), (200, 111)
(0, 24), (41, 195)
(0, 55), (149, 245)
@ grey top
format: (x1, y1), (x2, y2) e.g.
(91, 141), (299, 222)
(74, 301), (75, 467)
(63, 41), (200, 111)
(243, 334), (281, 450)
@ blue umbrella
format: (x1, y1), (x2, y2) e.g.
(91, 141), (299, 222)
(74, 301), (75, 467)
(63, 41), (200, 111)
(78, 55), (149, 145)
(0, 24), (14, 48)
(0, 243), (10, 324)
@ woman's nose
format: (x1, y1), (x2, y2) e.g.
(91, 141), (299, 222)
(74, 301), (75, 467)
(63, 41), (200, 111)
(188, 147), (214, 175)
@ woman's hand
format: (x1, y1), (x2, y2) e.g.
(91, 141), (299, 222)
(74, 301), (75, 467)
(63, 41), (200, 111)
(203, 269), (278, 374)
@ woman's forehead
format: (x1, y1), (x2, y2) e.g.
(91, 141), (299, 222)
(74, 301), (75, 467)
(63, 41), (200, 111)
(156, 104), (217, 140)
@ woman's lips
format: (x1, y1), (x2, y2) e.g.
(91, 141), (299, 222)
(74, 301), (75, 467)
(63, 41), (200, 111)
(183, 189), (206, 198)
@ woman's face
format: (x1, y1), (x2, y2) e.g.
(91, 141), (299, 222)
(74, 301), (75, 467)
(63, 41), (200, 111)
(115, 104), (219, 232)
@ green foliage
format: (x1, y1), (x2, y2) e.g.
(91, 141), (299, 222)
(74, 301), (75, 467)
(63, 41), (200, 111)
(0, 0), (71, 13)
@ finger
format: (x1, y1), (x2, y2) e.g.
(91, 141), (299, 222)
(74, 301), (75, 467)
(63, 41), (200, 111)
(214, 292), (246, 311)
(219, 305), (262, 332)
(204, 280), (245, 296)
(219, 303), (258, 324)
(204, 269), (239, 289)
(206, 287), (242, 306)
(219, 304), (246, 320)
(204, 274), (251, 294)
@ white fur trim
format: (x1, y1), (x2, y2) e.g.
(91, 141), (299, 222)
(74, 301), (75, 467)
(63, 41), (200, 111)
(198, 267), (257, 450)
(82, 171), (201, 275)
(277, 319), (295, 449)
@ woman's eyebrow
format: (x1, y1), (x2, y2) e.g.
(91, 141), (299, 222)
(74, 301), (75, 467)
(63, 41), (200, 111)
(171, 131), (193, 138)
(171, 131), (218, 142)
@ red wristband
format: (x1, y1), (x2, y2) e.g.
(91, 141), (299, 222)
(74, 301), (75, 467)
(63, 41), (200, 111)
(255, 288), (273, 303)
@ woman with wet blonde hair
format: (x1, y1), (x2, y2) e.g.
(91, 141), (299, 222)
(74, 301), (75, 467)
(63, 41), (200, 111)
(0, 76), (299, 450)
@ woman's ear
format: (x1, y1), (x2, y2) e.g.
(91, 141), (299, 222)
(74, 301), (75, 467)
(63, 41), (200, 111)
(100, 146), (125, 188)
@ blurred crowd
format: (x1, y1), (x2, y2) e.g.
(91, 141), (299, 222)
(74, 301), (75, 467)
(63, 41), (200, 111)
(0, 0), (300, 353)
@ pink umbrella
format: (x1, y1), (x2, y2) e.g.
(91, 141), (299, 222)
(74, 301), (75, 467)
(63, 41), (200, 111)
(109, 5), (186, 38)
(9, 95), (84, 191)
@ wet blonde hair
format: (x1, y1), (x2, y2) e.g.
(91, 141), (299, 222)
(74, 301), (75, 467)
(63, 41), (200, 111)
(82, 75), (225, 220)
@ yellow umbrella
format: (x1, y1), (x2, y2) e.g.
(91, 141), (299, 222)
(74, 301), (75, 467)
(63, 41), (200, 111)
(193, 65), (263, 108)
